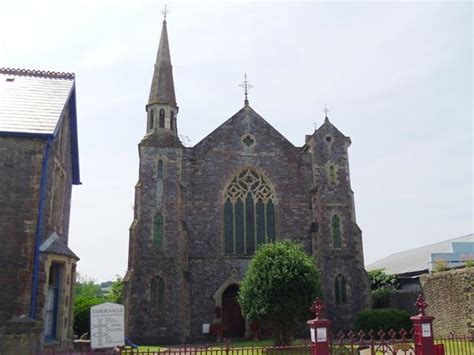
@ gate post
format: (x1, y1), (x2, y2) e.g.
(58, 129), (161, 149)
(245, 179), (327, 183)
(410, 294), (435, 355)
(307, 298), (331, 355)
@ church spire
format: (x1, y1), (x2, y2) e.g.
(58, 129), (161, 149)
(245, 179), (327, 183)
(145, 9), (179, 138)
(148, 17), (176, 106)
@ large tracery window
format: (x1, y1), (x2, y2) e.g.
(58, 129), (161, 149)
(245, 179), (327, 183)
(224, 168), (277, 255)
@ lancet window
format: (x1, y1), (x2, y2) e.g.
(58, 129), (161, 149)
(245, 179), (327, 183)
(335, 274), (347, 305)
(157, 160), (163, 180)
(159, 109), (165, 128)
(150, 276), (165, 313)
(224, 168), (277, 255)
(153, 212), (163, 248)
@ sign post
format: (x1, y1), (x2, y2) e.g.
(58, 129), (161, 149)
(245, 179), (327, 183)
(410, 295), (435, 355)
(90, 302), (125, 349)
(307, 298), (331, 355)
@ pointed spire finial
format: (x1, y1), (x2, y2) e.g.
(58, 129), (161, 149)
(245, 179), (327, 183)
(162, 4), (170, 22)
(323, 105), (330, 118)
(239, 73), (253, 105)
(148, 9), (176, 106)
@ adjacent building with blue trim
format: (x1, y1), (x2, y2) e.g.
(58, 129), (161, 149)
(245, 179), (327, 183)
(0, 68), (81, 353)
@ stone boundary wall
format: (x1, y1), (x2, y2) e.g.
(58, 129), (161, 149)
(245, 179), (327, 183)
(420, 268), (473, 337)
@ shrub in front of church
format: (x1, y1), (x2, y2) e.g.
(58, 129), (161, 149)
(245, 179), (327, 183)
(238, 240), (321, 346)
(354, 309), (411, 333)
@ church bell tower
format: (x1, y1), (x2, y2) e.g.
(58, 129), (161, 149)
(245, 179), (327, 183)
(124, 14), (189, 343)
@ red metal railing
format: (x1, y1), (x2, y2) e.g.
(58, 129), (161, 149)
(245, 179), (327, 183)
(434, 333), (474, 355)
(36, 334), (474, 355)
(329, 328), (416, 355)
(37, 343), (313, 355)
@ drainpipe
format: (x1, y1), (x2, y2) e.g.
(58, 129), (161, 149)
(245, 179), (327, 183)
(29, 138), (53, 319)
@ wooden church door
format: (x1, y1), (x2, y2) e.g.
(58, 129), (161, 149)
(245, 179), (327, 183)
(222, 284), (245, 337)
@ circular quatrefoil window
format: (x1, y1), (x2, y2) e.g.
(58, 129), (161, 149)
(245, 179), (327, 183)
(241, 134), (256, 148)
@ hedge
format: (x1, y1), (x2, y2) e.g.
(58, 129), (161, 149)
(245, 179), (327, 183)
(355, 308), (411, 333)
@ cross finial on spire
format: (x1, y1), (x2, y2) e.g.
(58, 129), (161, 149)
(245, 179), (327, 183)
(162, 4), (170, 21)
(239, 73), (253, 105)
(323, 105), (330, 118)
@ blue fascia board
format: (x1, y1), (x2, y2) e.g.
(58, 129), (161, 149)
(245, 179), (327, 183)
(0, 131), (53, 139)
(68, 84), (81, 185)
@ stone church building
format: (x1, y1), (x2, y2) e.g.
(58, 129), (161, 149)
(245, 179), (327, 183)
(0, 68), (80, 353)
(124, 19), (370, 343)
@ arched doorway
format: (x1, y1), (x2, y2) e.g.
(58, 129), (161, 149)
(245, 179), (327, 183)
(222, 284), (245, 337)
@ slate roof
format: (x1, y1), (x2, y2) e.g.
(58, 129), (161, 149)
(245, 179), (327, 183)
(39, 232), (79, 260)
(366, 234), (474, 275)
(148, 20), (176, 106)
(0, 68), (75, 135)
(0, 68), (81, 184)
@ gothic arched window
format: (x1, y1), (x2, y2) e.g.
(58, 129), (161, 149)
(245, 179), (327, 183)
(331, 214), (342, 248)
(224, 168), (276, 255)
(149, 109), (154, 130)
(335, 274), (347, 305)
(157, 160), (163, 180)
(159, 109), (165, 128)
(150, 276), (165, 312)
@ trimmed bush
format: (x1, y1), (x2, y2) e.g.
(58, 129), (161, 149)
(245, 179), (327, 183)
(355, 309), (411, 333)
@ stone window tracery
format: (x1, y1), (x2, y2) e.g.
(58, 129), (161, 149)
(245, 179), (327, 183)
(224, 168), (276, 255)
(335, 274), (347, 305)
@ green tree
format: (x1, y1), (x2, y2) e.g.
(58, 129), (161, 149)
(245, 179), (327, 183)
(367, 269), (397, 290)
(75, 273), (103, 298)
(73, 274), (105, 337)
(108, 275), (124, 304)
(367, 269), (397, 309)
(238, 240), (321, 346)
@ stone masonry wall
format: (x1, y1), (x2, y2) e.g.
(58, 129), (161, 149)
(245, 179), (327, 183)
(0, 137), (44, 323)
(420, 268), (474, 337)
(126, 106), (371, 342)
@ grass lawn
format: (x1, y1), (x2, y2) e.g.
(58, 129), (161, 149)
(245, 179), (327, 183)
(128, 337), (472, 355)
(135, 339), (308, 352)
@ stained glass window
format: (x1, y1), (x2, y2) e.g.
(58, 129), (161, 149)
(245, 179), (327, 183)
(150, 277), (165, 312)
(331, 214), (342, 248)
(224, 168), (276, 255)
(335, 274), (347, 305)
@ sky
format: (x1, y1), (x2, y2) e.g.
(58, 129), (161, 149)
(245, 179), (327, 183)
(0, 0), (472, 282)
